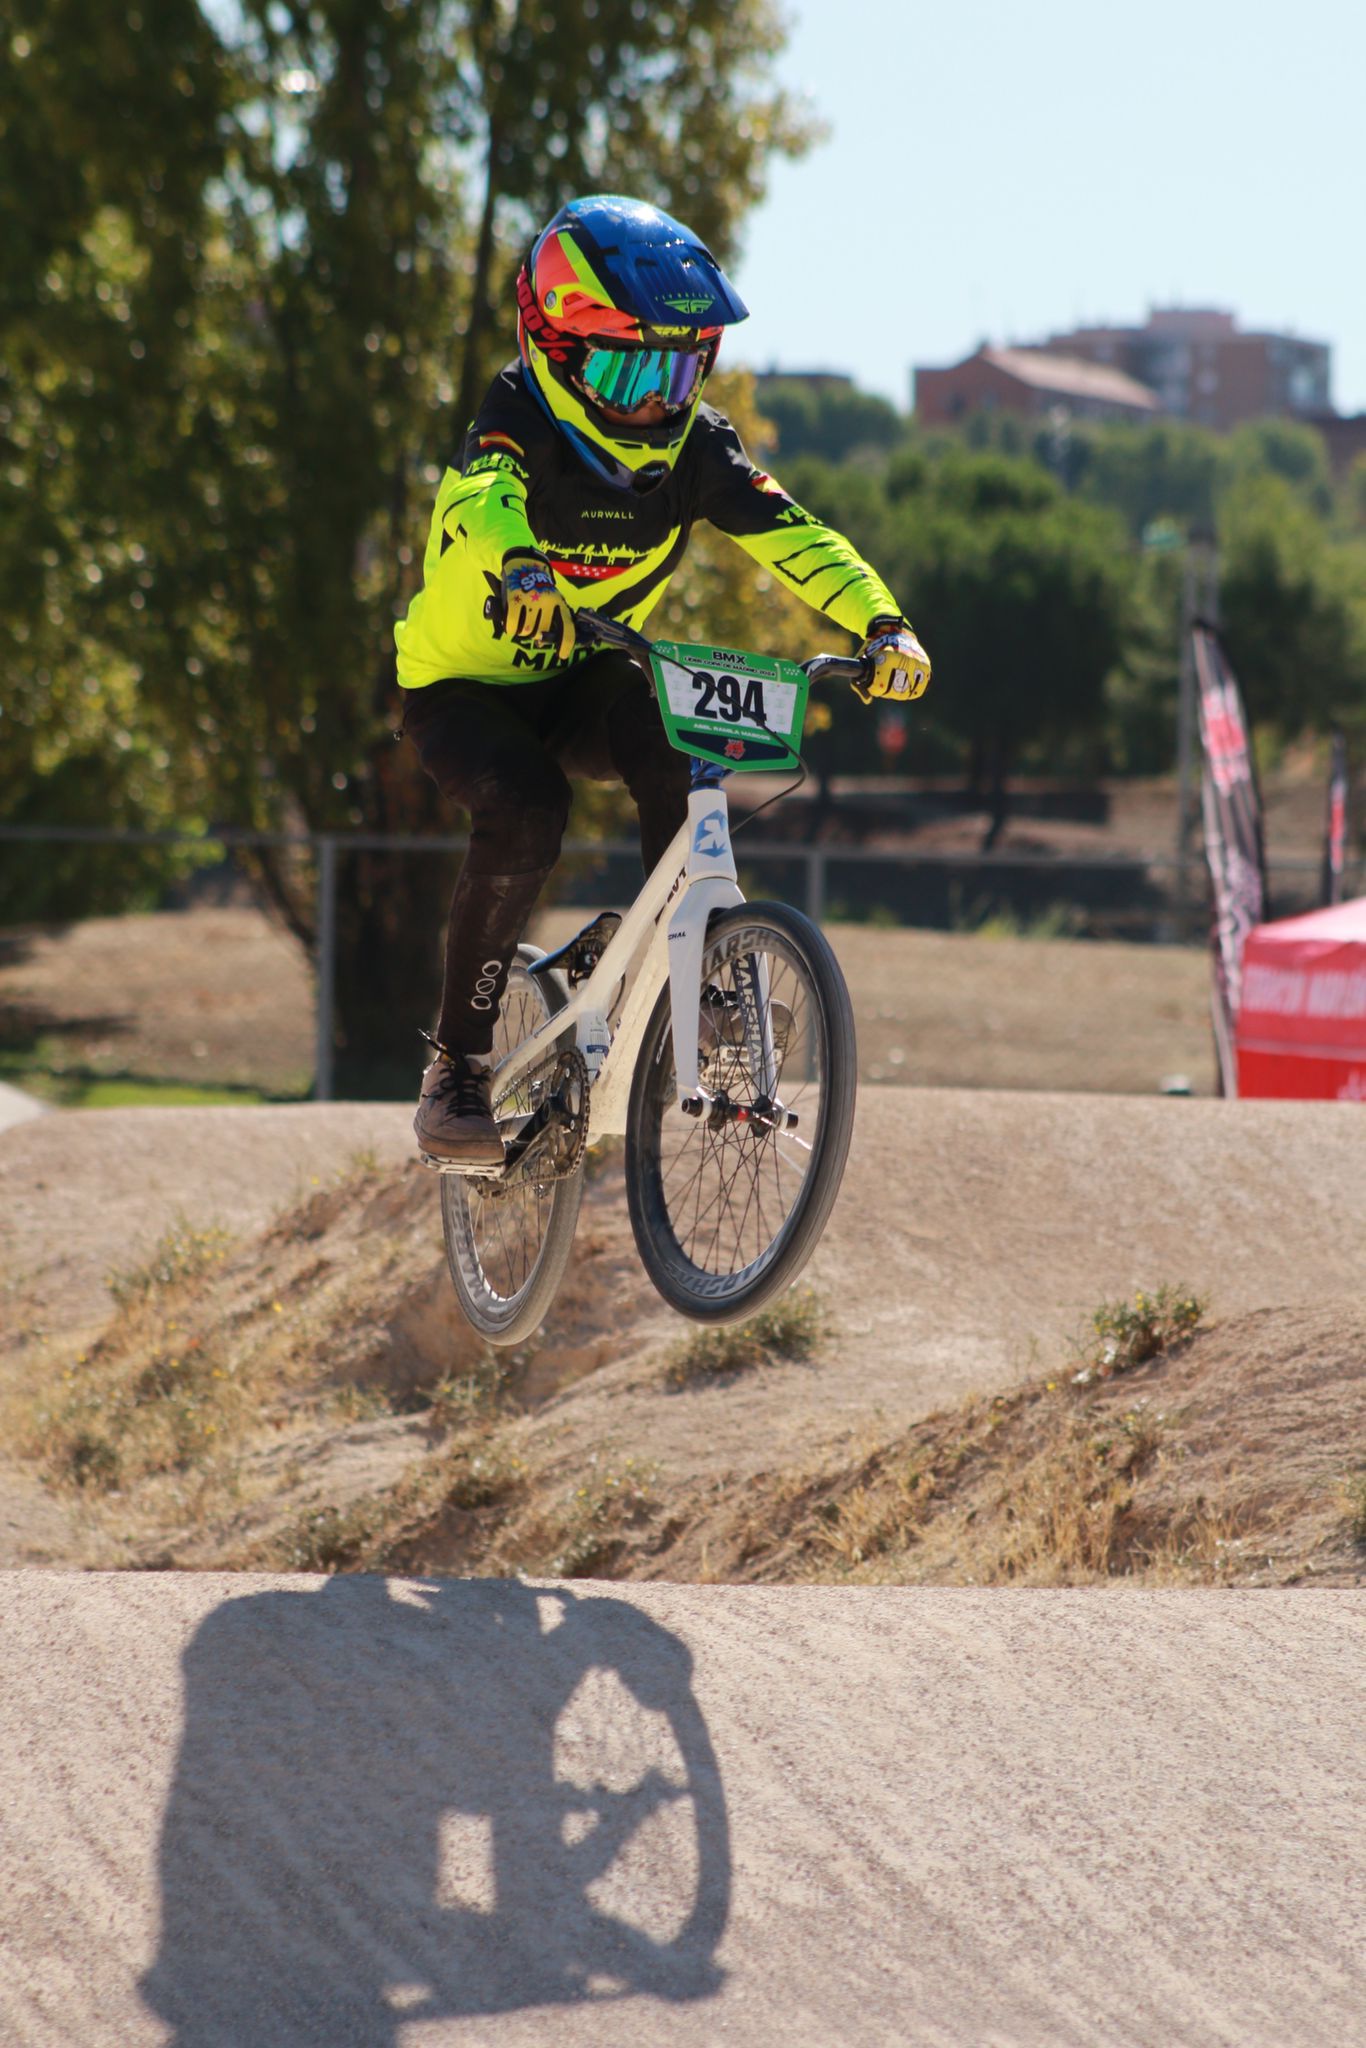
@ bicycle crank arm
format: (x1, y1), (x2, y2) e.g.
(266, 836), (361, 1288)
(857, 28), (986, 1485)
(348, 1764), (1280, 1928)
(499, 1096), (562, 1172)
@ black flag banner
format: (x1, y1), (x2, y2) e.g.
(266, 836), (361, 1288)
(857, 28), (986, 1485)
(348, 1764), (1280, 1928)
(1321, 729), (1349, 908)
(1193, 624), (1267, 1097)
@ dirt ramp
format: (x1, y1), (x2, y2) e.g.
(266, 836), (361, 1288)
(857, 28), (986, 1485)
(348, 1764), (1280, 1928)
(0, 1102), (413, 1334)
(809, 1090), (1366, 1416)
(3, 1573), (1364, 2047)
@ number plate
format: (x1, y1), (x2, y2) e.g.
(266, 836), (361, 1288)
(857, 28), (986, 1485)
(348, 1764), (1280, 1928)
(647, 641), (811, 771)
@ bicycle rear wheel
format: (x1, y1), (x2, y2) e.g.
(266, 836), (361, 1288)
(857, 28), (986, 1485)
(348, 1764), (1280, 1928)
(624, 901), (856, 1323)
(440, 946), (584, 1346)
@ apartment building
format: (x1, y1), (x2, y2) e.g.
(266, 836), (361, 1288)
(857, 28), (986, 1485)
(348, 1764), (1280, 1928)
(914, 345), (1161, 428)
(915, 309), (1332, 434)
(1040, 309), (1330, 430)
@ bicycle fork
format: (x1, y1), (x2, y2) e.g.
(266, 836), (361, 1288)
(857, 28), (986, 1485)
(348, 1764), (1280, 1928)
(667, 765), (782, 1115)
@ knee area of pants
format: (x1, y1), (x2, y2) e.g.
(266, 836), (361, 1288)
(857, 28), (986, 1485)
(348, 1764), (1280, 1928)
(471, 794), (569, 867)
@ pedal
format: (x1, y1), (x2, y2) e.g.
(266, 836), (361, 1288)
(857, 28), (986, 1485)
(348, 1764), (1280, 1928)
(533, 910), (622, 986)
(418, 1151), (507, 1180)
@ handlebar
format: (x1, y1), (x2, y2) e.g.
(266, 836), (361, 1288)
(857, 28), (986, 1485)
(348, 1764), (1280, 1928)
(574, 607), (874, 689)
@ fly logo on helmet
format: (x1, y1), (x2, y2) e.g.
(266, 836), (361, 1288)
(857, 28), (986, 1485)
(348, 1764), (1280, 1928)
(515, 194), (749, 493)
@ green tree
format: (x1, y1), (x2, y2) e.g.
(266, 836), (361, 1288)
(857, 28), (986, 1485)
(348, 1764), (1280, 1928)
(752, 377), (906, 465)
(1218, 475), (1366, 737)
(0, 3), (231, 917)
(1070, 419), (1223, 538)
(2, 0), (813, 1090)
(1222, 419), (1333, 518)
(882, 458), (1130, 844)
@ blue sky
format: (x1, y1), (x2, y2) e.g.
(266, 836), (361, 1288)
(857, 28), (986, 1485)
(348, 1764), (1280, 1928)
(727, 0), (1366, 416)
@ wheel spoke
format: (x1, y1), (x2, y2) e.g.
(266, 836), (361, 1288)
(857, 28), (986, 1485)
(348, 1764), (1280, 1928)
(443, 961), (578, 1329)
(643, 923), (828, 1285)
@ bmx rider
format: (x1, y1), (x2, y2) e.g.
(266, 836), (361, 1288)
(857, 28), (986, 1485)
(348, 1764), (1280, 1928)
(394, 194), (931, 1166)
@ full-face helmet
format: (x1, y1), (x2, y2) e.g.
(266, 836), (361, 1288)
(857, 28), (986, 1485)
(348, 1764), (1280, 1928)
(515, 194), (749, 491)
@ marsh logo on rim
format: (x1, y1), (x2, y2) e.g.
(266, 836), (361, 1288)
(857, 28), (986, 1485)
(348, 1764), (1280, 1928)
(692, 809), (728, 857)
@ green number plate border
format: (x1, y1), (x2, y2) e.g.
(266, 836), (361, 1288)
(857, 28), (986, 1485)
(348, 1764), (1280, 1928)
(647, 639), (811, 773)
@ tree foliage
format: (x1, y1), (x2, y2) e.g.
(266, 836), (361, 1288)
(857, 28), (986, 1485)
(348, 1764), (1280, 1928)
(1, 0), (813, 1083)
(776, 449), (1132, 825)
(1218, 477), (1366, 739)
(752, 376), (905, 465)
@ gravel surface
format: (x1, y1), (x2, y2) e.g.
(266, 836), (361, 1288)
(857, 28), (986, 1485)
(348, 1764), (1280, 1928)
(2, 1574), (1363, 2047)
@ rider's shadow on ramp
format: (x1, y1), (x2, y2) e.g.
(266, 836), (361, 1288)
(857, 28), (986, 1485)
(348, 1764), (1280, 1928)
(139, 1576), (730, 2046)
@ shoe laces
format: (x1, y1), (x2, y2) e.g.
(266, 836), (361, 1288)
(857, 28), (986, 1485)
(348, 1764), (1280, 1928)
(424, 1038), (492, 1117)
(444, 1060), (492, 1116)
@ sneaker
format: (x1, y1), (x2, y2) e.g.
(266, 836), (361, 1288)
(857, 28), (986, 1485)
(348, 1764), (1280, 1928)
(414, 1051), (504, 1167)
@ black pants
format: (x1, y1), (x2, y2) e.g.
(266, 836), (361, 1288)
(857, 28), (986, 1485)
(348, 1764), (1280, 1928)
(403, 651), (689, 1056)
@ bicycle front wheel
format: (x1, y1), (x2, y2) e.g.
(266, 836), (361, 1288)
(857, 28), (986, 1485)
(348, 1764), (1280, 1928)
(440, 946), (584, 1346)
(624, 901), (857, 1323)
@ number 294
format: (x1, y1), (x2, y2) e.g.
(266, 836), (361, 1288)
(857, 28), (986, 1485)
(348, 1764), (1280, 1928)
(691, 671), (766, 724)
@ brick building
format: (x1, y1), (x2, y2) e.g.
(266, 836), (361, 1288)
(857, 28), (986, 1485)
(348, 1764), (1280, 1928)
(916, 310), (1332, 435)
(914, 345), (1162, 429)
(1305, 411), (1366, 480)
(1043, 309), (1330, 429)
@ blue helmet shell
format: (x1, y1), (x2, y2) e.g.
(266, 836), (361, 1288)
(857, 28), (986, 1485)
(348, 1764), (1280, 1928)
(542, 194), (750, 333)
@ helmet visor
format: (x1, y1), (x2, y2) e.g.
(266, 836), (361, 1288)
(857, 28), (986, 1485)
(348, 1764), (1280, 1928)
(577, 345), (708, 418)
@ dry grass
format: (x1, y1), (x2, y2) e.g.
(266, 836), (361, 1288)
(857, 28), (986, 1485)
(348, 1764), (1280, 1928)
(661, 1286), (826, 1390)
(251, 1440), (662, 1584)
(644, 1289), (1366, 1587)
(1347, 1472), (1366, 1549)
(8, 1147), (1362, 1592)
(6, 1163), (479, 1553)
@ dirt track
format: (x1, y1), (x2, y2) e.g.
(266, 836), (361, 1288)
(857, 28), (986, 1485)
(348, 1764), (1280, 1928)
(3, 1081), (1365, 2038)
(4, 1090), (1362, 1440)
(3, 1573), (1364, 2047)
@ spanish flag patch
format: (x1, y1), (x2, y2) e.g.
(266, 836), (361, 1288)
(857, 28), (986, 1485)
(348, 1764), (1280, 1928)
(479, 432), (524, 456)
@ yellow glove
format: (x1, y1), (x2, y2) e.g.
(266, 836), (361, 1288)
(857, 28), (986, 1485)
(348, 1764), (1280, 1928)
(500, 549), (575, 662)
(854, 617), (931, 703)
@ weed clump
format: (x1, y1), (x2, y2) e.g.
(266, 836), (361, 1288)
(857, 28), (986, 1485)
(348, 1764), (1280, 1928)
(424, 1351), (517, 1430)
(109, 1219), (234, 1307)
(279, 1499), (386, 1572)
(663, 1286), (826, 1390)
(444, 1441), (524, 1511)
(548, 1456), (660, 1577)
(1347, 1473), (1366, 1549)
(1074, 1285), (1204, 1385)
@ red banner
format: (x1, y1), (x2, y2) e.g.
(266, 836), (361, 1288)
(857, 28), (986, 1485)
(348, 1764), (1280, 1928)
(1236, 897), (1366, 1100)
(1193, 626), (1267, 1096)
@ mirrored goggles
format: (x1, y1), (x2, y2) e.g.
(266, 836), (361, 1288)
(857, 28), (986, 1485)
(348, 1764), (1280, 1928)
(576, 345), (708, 417)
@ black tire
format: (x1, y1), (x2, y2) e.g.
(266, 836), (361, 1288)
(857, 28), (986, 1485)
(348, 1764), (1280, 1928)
(624, 901), (856, 1323)
(440, 946), (584, 1345)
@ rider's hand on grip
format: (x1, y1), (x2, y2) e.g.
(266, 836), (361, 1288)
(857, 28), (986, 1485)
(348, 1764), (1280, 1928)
(499, 549), (575, 662)
(853, 617), (931, 704)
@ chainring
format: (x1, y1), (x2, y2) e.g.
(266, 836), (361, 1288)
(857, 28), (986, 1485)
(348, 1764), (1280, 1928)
(493, 1044), (589, 1190)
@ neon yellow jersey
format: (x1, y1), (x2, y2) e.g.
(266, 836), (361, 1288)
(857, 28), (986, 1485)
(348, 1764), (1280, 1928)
(395, 367), (903, 689)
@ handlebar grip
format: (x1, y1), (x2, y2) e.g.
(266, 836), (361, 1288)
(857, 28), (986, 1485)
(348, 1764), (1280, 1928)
(573, 608), (616, 648)
(804, 652), (875, 688)
(574, 609), (655, 661)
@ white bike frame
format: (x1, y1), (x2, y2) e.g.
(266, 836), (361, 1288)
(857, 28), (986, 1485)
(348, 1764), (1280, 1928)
(491, 775), (749, 1138)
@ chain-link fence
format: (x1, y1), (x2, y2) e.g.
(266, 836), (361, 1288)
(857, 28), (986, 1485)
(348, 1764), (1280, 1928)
(1, 824), (1357, 1098)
